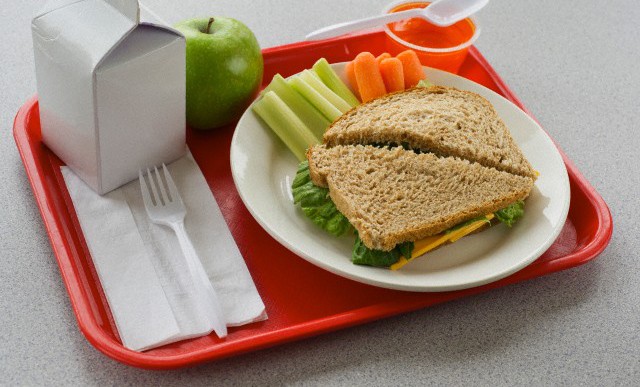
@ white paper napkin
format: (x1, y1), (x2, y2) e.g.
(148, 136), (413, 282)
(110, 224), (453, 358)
(61, 152), (266, 351)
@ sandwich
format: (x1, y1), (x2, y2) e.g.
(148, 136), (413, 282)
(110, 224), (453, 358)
(292, 86), (536, 269)
(324, 86), (537, 179)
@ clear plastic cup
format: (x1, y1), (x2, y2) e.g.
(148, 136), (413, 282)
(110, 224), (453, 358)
(383, 1), (481, 73)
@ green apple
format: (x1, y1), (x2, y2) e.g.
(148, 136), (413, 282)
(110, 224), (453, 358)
(175, 17), (263, 130)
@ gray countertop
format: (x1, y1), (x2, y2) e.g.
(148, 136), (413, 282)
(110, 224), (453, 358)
(1, 0), (637, 385)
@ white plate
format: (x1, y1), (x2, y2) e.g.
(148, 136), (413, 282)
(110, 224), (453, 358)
(230, 63), (570, 292)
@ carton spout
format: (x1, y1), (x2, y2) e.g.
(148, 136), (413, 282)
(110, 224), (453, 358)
(104, 0), (139, 23)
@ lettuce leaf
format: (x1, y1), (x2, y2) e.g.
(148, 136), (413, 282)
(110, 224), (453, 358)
(352, 234), (414, 267)
(417, 79), (434, 88)
(494, 200), (525, 227)
(292, 161), (352, 236)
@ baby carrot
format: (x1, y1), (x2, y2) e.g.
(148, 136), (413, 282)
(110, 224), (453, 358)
(375, 52), (392, 66)
(345, 60), (360, 100)
(353, 52), (386, 102)
(379, 57), (405, 93)
(396, 50), (426, 88)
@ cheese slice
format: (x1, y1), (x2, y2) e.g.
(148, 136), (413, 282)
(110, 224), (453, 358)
(389, 214), (494, 271)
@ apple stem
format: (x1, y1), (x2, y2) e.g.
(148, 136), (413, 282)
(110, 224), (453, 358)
(206, 17), (214, 34)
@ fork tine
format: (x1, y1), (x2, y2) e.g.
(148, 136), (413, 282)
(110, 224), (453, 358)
(154, 165), (170, 204)
(147, 167), (162, 206)
(139, 169), (154, 209)
(162, 164), (183, 204)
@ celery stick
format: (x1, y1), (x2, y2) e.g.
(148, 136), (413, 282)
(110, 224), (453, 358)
(312, 58), (360, 107)
(252, 91), (318, 161)
(264, 74), (330, 141)
(298, 70), (351, 114)
(289, 76), (342, 121)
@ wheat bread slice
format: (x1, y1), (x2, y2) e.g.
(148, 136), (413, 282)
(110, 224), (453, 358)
(323, 86), (536, 179)
(307, 144), (534, 251)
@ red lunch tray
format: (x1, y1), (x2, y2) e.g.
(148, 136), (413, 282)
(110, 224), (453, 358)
(13, 31), (612, 369)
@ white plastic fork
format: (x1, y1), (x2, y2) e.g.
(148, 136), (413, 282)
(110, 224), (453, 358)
(139, 165), (227, 338)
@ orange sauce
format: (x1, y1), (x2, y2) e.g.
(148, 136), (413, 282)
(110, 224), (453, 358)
(385, 2), (477, 73)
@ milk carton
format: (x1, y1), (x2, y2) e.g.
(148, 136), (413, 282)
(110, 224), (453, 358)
(32, 0), (186, 194)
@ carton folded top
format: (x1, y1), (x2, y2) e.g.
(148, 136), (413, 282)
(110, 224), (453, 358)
(32, 0), (181, 70)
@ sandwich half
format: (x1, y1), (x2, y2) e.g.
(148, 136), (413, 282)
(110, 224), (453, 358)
(323, 86), (537, 179)
(296, 144), (534, 269)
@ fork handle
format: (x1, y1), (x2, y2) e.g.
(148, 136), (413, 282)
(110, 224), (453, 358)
(172, 221), (228, 338)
